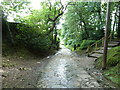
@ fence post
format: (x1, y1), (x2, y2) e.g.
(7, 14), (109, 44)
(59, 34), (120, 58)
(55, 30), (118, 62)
(102, 37), (104, 47)
(87, 46), (90, 56)
(95, 42), (98, 50)
(110, 33), (112, 41)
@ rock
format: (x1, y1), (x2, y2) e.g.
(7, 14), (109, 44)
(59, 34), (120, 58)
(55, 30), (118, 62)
(47, 56), (50, 58)
(2, 74), (7, 77)
(37, 62), (40, 64)
(19, 67), (27, 70)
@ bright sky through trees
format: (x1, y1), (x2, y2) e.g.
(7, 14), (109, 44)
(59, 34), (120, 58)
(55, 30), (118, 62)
(2, 0), (118, 24)
(29, 0), (68, 10)
(29, 0), (41, 10)
(29, 0), (66, 29)
(5, 0), (66, 22)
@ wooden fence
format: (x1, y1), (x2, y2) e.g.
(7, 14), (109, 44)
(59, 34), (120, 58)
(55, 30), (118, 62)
(86, 33), (112, 56)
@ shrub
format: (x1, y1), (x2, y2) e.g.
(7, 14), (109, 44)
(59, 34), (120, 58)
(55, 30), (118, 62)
(96, 46), (120, 67)
(96, 46), (120, 85)
(16, 24), (52, 51)
(80, 40), (96, 50)
(107, 46), (120, 66)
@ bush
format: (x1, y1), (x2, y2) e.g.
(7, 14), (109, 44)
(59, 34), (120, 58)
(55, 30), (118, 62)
(107, 46), (120, 66)
(96, 46), (120, 85)
(80, 40), (96, 50)
(97, 40), (102, 46)
(96, 46), (120, 67)
(16, 24), (52, 51)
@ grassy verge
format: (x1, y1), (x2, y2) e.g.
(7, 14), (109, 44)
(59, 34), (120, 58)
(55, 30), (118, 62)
(95, 46), (120, 86)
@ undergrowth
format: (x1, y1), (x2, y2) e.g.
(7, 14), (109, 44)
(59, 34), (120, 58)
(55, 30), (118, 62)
(95, 46), (120, 86)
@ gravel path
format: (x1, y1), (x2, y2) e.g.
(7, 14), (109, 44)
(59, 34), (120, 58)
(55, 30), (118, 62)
(37, 46), (102, 88)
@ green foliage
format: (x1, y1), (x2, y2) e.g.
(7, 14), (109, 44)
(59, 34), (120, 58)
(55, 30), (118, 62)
(107, 46), (120, 66)
(61, 2), (105, 50)
(104, 64), (119, 84)
(1, 0), (31, 22)
(16, 26), (51, 51)
(16, 1), (62, 51)
(80, 40), (96, 50)
(96, 46), (120, 85)
(16, 21), (52, 51)
(97, 46), (120, 67)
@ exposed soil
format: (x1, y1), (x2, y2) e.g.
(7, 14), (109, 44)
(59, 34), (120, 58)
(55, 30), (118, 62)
(2, 47), (56, 88)
(2, 56), (49, 88)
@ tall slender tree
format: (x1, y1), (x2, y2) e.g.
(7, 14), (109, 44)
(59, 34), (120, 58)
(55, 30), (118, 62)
(112, 9), (117, 39)
(102, 1), (111, 70)
(117, 1), (120, 38)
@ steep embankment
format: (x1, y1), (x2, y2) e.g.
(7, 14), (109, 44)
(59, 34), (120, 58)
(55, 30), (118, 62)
(95, 46), (120, 86)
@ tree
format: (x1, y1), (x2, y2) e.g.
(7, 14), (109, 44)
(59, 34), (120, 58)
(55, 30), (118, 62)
(112, 8), (117, 39)
(117, 1), (120, 38)
(61, 2), (105, 50)
(1, 0), (30, 45)
(1, 0), (30, 22)
(41, 0), (69, 47)
(102, 1), (111, 70)
(16, 0), (69, 50)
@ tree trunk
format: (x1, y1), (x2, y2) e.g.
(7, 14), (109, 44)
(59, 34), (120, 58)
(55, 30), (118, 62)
(7, 22), (14, 45)
(83, 21), (89, 38)
(54, 28), (57, 45)
(117, 2), (120, 38)
(102, 1), (111, 70)
(98, 2), (102, 30)
(0, 17), (1, 84)
(112, 13), (117, 39)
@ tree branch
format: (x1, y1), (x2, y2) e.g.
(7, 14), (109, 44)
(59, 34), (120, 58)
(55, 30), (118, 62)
(46, 1), (70, 35)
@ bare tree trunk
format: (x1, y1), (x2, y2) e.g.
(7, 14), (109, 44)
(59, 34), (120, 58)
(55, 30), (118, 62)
(117, 2), (120, 38)
(112, 13), (117, 39)
(54, 28), (57, 45)
(0, 16), (2, 56)
(102, 1), (111, 70)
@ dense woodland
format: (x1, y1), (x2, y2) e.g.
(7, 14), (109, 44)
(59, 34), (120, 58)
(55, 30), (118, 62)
(62, 2), (120, 50)
(1, 0), (120, 87)
(1, 0), (120, 52)
(1, 1), (120, 50)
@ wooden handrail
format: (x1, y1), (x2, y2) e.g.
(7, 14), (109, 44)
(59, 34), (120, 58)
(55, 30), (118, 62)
(86, 33), (112, 56)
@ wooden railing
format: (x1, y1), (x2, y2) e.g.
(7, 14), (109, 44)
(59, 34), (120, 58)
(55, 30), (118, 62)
(86, 33), (112, 56)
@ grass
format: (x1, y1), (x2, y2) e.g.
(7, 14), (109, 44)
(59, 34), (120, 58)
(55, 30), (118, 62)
(95, 46), (120, 86)
(103, 64), (119, 84)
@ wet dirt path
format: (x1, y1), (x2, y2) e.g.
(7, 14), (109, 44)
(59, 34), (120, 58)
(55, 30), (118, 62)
(37, 46), (101, 88)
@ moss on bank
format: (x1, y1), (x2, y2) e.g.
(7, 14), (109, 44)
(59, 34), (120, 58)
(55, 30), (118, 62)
(95, 46), (120, 86)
